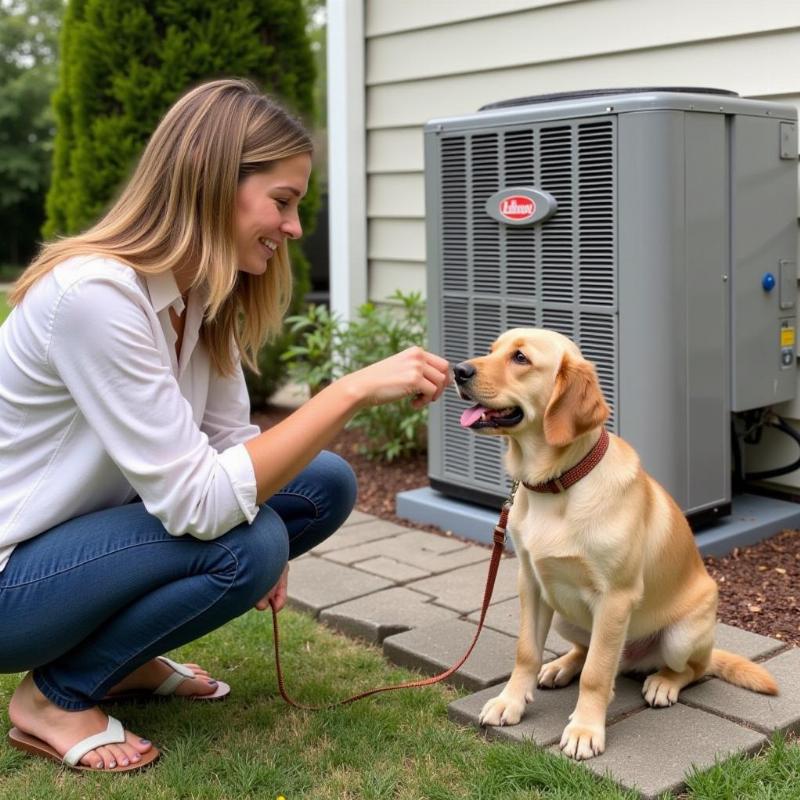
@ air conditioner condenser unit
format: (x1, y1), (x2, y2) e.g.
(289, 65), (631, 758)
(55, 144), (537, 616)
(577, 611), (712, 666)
(424, 87), (798, 526)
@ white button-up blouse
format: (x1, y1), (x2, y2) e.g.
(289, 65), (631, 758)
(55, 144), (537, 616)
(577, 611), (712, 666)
(0, 255), (261, 572)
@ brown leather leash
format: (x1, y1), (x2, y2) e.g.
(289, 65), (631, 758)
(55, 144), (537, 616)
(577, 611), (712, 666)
(269, 482), (519, 711)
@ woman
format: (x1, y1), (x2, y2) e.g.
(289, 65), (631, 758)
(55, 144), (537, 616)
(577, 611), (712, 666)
(0, 78), (449, 772)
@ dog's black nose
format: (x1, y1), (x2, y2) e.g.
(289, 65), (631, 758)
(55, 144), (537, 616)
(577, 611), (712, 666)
(453, 362), (476, 385)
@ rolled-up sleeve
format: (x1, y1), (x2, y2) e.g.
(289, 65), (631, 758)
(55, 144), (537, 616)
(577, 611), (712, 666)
(47, 277), (259, 539)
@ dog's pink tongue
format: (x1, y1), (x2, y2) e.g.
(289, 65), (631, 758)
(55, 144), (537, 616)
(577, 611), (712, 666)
(460, 404), (486, 428)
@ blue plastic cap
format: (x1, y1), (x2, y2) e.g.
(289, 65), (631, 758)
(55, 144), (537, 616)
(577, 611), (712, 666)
(762, 272), (776, 291)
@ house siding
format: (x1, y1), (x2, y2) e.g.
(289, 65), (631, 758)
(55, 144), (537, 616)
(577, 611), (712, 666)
(363, 0), (800, 302)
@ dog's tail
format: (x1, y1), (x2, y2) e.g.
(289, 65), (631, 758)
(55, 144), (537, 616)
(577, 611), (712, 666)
(706, 649), (779, 695)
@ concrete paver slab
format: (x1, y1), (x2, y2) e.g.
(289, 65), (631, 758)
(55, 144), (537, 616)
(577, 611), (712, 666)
(324, 529), (488, 574)
(341, 509), (376, 527)
(572, 703), (767, 800)
(287, 557), (392, 617)
(312, 519), (408, 554)
(680, 646), (800, 735)
(351, 556), (430, 581)
(320, 587), (458, 643)
(466, 597), (574, 656)
(382, 619), (533, 691)
(712, 623), (787, 661)
(405, 557), (520, 614)
(448, 676), (646, 747)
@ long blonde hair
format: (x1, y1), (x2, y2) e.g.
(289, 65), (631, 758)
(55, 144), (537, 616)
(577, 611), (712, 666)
(10, 78), (313, 377)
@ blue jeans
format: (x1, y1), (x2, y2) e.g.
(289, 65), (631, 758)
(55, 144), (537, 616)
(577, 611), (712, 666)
(0, 451), (356, 710)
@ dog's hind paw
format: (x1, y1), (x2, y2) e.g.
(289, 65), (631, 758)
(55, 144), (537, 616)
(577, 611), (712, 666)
(642, 672), (681, 707)
(478, 693), (527, 727)
(538, 656), (581, 688)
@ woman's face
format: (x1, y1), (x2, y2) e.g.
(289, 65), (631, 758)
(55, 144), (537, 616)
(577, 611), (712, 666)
(235, 152), (312, 276)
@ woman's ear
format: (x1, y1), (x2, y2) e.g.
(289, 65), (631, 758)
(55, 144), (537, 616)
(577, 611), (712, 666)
(543, 352), (610, 447)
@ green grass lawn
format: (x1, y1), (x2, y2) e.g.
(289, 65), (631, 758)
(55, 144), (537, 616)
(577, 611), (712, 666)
(0, 293), (11, 325)
(0, 608), (797, 800)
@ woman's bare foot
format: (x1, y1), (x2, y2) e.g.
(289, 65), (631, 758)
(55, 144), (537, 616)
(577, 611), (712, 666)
(106, 658), (218, 698)
(9, 673), (154, 770)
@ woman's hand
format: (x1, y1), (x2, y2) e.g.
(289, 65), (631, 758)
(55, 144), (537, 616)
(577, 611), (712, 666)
(255, 564), (289, 612)
(342, 346), (452, 410)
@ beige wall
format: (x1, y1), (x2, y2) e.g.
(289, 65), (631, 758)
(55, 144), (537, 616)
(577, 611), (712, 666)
(364, 0), (800, 301)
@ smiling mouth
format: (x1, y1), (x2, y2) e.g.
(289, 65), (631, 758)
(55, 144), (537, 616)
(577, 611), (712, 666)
(258, 236), (279, 254)
(459, 404), (524, 430)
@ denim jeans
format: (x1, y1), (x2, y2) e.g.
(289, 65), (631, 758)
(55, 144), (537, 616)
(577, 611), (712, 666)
(0, 450), (356, 710)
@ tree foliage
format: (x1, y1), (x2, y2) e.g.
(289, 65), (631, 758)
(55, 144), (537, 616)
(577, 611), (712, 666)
(46, 0), (320, 399)
(0, 0), (63, 266)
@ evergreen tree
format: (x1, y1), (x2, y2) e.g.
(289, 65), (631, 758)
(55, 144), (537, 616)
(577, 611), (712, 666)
(0, 0), (62, 268)
(45, 0), (319, 398)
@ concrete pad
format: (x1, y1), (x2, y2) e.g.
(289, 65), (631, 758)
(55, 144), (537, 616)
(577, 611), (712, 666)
(312, 519), (407, 554)
(352, 556), (430, 582)
(405, 557), (520, 614)
(466, 597), (574, 656)
(382, 619), (528, 691)
(713, 623), (787, 661)
(680, 647), (800, 735)
(397, 487), (517, 551)
(398, 487), (800, 558)
(568, 704), (767, 800)
(448, 676), (646, 747)
(324, 529), (488, 574)
(319, 587), (458, 643)
(287, 557), (392, 617)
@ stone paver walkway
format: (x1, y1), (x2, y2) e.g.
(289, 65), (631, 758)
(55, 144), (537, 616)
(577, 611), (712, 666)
(286, 511), (800, 799)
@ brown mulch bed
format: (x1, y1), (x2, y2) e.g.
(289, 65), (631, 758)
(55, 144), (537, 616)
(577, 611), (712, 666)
(253, 405), (800, 649)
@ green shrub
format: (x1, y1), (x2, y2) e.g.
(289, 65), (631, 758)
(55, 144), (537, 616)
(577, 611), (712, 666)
(45, 0), (319, 398)
(281, 290), (428, 462)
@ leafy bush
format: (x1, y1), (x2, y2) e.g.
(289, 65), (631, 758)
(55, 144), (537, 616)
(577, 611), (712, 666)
(282, 290), (428, 462)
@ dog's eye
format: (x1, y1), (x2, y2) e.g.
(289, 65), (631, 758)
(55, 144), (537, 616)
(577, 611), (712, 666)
(512, 350), (529, 365)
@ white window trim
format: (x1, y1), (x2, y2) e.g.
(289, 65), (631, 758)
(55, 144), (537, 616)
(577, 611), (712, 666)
(327, 0), (367, 321)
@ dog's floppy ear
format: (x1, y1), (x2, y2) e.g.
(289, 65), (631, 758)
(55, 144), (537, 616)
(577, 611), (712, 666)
(543, 352), (610, 447)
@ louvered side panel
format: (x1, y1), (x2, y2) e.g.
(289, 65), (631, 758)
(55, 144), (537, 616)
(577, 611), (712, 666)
(504, 129), (536, 297)
(470, 134), (501, 295)
(443, 393), (473, 475)
(578, 313), (618, 429)
(506, 304), (538, 329)
(538, 126), (574, 305)
(542, 309), (575, 339)
(473, 303), (502, 355)
(474, 435), (507, 490)
(442, 299), (469, 363)
(577, 121), (616, 307)
(441, 137), (468, 294)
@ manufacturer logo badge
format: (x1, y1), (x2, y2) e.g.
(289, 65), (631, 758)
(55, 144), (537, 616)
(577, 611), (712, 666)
(485, 187), (558, 226)
(499, 196), (536, 221)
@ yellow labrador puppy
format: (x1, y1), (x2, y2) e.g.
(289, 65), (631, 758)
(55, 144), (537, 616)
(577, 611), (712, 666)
(454, 328), (778, 761)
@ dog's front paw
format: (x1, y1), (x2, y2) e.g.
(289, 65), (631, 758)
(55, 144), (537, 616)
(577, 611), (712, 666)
(559, 719), (606, 760)
(478, 691), (529, 727)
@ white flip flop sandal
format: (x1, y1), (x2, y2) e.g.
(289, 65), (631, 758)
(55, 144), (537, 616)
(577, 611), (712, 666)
(103, 656), (230, 703)
(8, 715), (160, 772)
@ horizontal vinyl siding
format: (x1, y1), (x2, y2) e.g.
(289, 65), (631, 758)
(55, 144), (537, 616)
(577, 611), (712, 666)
(370, 260), (427, 300)
(368, 219), (426, 262)
(365, 0), (573, 37)
(367, 173), (424, 218)
(367, 29), (800, 128)
(367, 1), (800, 85)
(364, 0), (800, 301)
